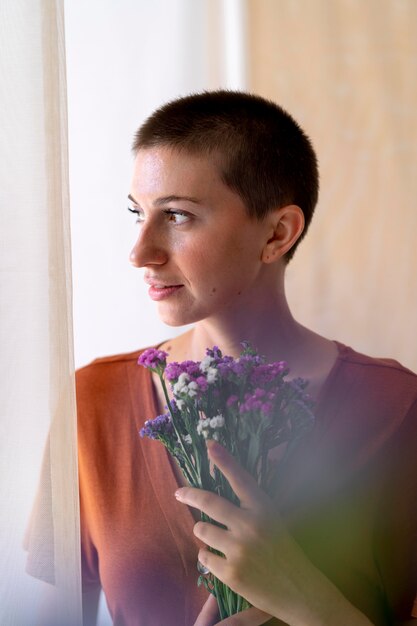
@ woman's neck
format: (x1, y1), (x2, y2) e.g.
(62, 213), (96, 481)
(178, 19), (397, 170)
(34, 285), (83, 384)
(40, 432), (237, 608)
(160, 286), (338, 394)
(190, 303), (303, 362)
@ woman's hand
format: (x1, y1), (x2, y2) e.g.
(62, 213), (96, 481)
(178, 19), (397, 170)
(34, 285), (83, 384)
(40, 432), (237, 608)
(193, 594), (277, 626)
(175, 439), (297, 623)
(176, 440), (373, 626)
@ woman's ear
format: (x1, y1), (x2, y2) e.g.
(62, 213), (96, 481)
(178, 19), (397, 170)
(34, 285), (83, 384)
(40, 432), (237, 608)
(261, 205), (305, 263)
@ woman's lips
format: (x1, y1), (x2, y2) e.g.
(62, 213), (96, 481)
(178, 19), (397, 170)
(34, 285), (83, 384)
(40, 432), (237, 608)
(148, 285), (184, 301)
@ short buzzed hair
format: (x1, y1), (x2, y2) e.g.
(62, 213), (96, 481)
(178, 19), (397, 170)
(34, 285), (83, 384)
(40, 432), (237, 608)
(133, 90), (319, 262)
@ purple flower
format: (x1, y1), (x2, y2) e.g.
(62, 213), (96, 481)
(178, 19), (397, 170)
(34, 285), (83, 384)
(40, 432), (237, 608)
(290, 377), (309, 392)
(196, 376), (209, 391)
(217, 358), (235, 379)
(226, 395), (238, 407)
(139, 412), (174, 440)
(206, 346), (223, 359)
(138, 348), (168, 371)
(239, 388), (276, 415)
(231, 360), (247, 376)
(165, 362), (184, 381)
(226, 354), (262, 378)
(239, 393), (263, 413)
(260, 402), (273, 416)
(250, 362), (288, 385)
(183, 361), (201, 377)
(165, 360), (202, 381)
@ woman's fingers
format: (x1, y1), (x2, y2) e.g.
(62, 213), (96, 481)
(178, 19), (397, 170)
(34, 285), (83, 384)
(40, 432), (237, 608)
(193, 520), (230, 553)
(193, 594), (220, 626)
(193, 596), (275, 626)
(197, 547), (228, 582)
(206, 440), (270, 510)
(214, 606), (275, 625)
(175, 486), (239, 527)
(175, 440), (276, 535)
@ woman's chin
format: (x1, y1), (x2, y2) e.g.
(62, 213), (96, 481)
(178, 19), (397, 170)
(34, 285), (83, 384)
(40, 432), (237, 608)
(160, 317), (191, 328)
(157, 306), (199, 328)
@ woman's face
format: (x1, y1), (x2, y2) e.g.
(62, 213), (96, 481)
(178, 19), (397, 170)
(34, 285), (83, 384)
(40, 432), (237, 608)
(129, 146), (273, 326)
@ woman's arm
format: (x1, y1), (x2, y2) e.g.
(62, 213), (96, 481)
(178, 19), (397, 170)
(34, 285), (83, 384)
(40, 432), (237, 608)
(194, 594), (277, 625)
(82, 587), (101, 626)
(176, 440), (377, 626)
(193, 595), (417, 626)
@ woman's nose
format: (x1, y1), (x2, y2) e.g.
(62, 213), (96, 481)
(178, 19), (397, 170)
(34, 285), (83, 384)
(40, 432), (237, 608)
(129, 227), (168, 268)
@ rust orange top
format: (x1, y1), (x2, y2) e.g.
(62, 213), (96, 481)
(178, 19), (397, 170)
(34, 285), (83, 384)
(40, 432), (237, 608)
(76, 341), (417, 625)
(29, 341), (417, 625)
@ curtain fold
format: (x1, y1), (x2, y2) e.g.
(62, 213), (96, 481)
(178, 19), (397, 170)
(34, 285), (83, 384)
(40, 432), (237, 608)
(0, 0), (81, 624)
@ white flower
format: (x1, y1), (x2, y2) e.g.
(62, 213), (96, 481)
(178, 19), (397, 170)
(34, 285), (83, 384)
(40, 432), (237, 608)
(184, 434), (192, 444)
(178, 372), (189, 385)
(212, 431), (220, 441)
(176, 399), (185, 410)
(209, 414), (225, 429)
(186, 381), (198, 397)
(173, 382), (182, 395)
(197, 418), (210, 435)
(206, 367), (218, 384)
(200, 355), (215, 373)
(173, 372), (189, 395)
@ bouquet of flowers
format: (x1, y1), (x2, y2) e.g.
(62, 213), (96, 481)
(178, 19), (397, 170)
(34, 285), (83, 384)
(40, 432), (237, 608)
(138, 343), (314, 619)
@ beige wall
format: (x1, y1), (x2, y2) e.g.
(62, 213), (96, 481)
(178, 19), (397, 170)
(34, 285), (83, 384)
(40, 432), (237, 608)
(247, 0), (417, 371)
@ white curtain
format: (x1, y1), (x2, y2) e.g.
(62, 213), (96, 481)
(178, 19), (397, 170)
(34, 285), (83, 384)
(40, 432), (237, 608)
(0, 1), (81, 624)
(1, 1), (247, 624)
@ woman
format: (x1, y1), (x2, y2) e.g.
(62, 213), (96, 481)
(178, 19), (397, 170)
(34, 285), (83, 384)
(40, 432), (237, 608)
(33, 91), (417, 625)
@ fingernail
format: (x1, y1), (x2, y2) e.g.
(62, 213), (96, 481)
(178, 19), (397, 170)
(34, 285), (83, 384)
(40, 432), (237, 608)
(175, 489), (185, 500)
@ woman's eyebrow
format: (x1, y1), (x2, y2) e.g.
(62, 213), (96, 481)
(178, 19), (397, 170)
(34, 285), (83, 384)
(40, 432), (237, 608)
(154, 195), (201, 206)
(127, 193), (201, 206)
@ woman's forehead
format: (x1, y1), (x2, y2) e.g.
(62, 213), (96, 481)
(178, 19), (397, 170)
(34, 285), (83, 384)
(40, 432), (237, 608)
(131, 147), (228, 200)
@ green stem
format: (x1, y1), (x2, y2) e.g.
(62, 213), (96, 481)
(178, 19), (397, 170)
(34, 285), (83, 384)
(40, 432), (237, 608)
(173, 455), (195, 486)
(214, 577), (227, 619)
(158, 373), (200, 485)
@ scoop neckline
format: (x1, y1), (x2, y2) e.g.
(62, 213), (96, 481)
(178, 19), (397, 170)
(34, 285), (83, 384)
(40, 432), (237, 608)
(147, 337), (349, 451)
(151, 337), (349, 407)
(313, 339), (348, 407)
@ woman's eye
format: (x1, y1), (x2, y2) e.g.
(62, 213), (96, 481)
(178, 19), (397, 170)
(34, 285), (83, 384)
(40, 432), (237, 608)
(165, 210), (190, 225)
(127, 205), (190, 225)
(127, 205), (144, 223)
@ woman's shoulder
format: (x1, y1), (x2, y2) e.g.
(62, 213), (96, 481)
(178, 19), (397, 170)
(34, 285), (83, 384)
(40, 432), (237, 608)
(77, 345), (152, 370)
(75, 345), (162, 414)
(333, 340), (417, 393)
(327, 341), (417, 438)
(76, 344), (161, 381)
(75, 346), (163, 441)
